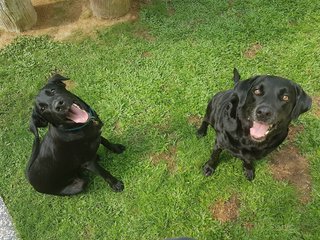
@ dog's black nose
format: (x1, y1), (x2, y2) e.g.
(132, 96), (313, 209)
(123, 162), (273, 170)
(54, 99), (65, 112)
(256, 106), (273, 120)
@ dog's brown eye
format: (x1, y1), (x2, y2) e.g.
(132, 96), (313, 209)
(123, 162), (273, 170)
(282, 95), (289, 101)
(254, 89), (262, 96)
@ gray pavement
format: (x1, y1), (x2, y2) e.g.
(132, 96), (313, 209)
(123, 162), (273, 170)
(0, 197), (17, 240)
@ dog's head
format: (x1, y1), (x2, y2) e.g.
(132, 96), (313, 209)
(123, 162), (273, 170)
(30, 74), (91, 137)
(234, 73), (312, 142)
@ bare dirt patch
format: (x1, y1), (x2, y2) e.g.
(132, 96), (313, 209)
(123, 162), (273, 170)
(0, 0), (139, 48)
(269, 125), (312, 204)
(112, 120), (123, 133)
(244, 43), (262, 59)
(150, 146), (177, 173)
(141, 51), (152, 58)
(286, 124), (304, 142)
(311, 96), (320, 117)
(243, 222), (255, 231)
(210, 193), (241, 223)
(187, 114), (202, 127)
(133, 29), (156, 42)
(167, 0), (175, 16)
(65, 79), (77, 90)
(228, 0), (235, 9)
(140, 0), (152, 4)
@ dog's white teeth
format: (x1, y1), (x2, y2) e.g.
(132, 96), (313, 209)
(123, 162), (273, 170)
(74, 104), (80, 109)
(265, 125), (273, 136)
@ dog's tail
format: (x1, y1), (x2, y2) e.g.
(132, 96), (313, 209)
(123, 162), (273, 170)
(26, 135), (40, 175)
(233, 68), (241, 85)
(25, 120), (41, 181)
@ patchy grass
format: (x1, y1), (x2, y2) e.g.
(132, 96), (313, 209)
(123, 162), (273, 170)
(150, 145), (178, 173)
(269, 125), (312, 204)
(0, 0), (320, 239)
(210, 193), (241, 223)
(243, 43), (263, 59)
(311, 96), (320, 118)
(270, 145), (312, 204)
(187, 114), (202, 127)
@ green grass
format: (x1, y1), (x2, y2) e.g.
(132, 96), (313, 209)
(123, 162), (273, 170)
(1, 0), (320, 239)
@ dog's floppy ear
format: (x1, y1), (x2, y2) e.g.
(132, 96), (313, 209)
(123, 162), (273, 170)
(29, 108), (48, 138)
(234, 76), (258, 108)
(291, 83), (312, 119)
(48, 73), (70, 85)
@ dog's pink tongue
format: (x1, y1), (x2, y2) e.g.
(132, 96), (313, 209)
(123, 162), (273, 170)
(250, 121), (269, 139)
(67, 105), (89, 123)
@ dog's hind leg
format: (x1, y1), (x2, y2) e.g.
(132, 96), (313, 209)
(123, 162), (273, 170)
(242, 160), (255, 181)
(203, 143), (222, 177)
(101, 137), (125, 154)
(83, 158), (124, 192)
(59, 178), (87, 196)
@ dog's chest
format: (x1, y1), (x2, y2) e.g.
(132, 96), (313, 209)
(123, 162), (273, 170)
(218, 130), (285, 161)
(53, 136), (100, 164)
(49, 126), (102, 163)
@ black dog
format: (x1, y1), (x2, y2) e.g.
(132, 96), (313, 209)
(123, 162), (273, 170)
(27, 74), (125, 196)
(197, 69), (312, 180)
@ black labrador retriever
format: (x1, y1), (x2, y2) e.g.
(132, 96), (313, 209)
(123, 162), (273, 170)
(27, 74), (125, 196)
(197, 69), (312, 180)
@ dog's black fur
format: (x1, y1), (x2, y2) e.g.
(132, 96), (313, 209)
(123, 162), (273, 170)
(197, 69), (312, 180)
(27, 74), (125, 196)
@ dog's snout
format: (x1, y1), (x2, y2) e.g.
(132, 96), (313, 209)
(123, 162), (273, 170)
(256, 106), (273, 121)
(54, 99), (65, 112)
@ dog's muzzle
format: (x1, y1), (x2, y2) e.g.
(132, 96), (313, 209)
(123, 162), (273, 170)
(249, 106), (276, 142)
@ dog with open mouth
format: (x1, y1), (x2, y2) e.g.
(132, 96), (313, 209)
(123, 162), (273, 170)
(27, 74), (125, 196)
(197, 68), (312, 181)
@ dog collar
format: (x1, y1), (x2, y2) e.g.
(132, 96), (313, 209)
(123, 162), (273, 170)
(62, 108), (97, 132)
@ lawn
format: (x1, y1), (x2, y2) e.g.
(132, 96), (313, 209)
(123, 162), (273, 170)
(0, 0), (320, 239)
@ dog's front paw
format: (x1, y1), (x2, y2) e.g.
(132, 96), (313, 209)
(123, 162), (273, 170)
(111, 180), (124, 192)
(203, 163), (215, 176)
(113, 144), (126, 154)
(244, 169), (255, 181)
